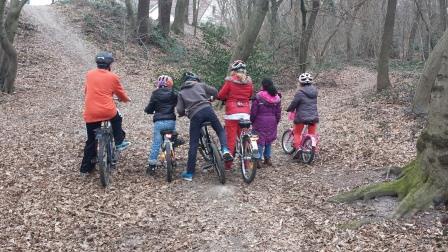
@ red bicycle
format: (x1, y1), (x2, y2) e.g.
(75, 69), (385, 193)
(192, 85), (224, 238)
(281, 112), (319, 164)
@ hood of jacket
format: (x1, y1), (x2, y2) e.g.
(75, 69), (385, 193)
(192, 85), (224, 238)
(257, 91), (281, 105)
(180, 81), (197, 90)
(225, 75), (252, 85)
(300, 85), (318, 99)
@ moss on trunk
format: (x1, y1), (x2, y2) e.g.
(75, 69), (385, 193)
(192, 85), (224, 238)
(331, 158), (444, 218)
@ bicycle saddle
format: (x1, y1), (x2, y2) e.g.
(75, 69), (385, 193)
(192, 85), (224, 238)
(201, 122), (212, 126)
(238, 119), (251, 129)
(160, 130), (177, 136)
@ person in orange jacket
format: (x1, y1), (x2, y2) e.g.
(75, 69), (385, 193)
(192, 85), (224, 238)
(80, 52), (131, 176)
(217, 60), (254, 170)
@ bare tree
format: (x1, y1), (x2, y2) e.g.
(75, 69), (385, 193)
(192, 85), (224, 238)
(125, 0), (136, 32)
(376, 0), (397, 92)
(172, 0), (188, 35)
(333, 28), (448, 218)
(0, 0), (28, 93)
(230, 0), (269, 62)
(298, 0), (320, 73)
(159, 0), (173, 37)
(269, 0), (284, 54)
(439, 0), (447, 32)
(345, 0), (368, 63)
(137, 0), (150, 43)
(193, 0), (200, 36)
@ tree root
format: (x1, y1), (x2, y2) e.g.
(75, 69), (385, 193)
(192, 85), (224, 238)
(330, 159), (445, 218)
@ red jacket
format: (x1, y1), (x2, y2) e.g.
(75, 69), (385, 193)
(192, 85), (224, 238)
(217, 75), (254, 115)
(83, 69), (130, 123)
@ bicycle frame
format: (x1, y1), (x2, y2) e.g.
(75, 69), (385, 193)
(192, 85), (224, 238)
(289, 125), (320, 152)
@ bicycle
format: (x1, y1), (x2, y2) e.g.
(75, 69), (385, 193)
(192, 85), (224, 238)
(198, 122), (226, 184)
(234, 119), (259, 184)
(157, 130), (180, 183)
(281, 113), (319, 164)
(95, 120), (119, 187)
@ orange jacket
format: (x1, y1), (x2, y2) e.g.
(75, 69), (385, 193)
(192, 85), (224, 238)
(83, 69), (130, 123)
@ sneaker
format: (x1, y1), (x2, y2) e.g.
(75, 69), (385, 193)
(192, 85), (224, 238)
(221, 148), (233, 161)
(292, 148), (302, 160)
(146, 164), (156, 176)
(116, 140), (131, 151)
(181, 171), (193, 181)
(80, 172), (89, 178)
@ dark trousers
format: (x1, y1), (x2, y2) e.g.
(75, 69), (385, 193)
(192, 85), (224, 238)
(187, 106), (228, 174)
(80, 112), (125, 173)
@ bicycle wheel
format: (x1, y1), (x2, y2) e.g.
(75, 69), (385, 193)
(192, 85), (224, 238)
(301, 137), (315, 164)
(281, 129), (295, 154)
(165, 143), (174, 183)
(199, 129), (212, 162)
(210, 142), (225, 184)
(98, 136), (111, 187)
(240, 137), (257, 184)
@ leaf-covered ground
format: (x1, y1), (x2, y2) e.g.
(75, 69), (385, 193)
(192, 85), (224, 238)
(0, 4), (447, 251)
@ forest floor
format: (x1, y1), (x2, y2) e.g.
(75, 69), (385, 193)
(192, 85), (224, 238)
(0, 4), (447, 251)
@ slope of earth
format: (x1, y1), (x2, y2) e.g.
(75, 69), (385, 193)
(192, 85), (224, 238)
(0, 4), (446, 251)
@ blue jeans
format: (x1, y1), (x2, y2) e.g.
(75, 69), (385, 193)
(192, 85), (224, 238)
(258, 143), (272, 159)
(148, 120), (176, 165)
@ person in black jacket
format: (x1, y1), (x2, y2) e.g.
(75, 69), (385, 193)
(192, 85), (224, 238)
(144, 75), (179, 175)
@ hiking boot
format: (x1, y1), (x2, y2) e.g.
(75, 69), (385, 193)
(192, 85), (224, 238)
(255, 159), (262, 169)
(224, 161), (233, 171)
(146, 164), (156, 176)
(173, 137), (185, 148)
(264, 158), (273, 167)
(116, 140), (131, 151)
(181, 171), (193, 181)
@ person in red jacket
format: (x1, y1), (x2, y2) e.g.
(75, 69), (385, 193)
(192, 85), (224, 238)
(80, 52), (131, 176)
(217, 60), (254, 170)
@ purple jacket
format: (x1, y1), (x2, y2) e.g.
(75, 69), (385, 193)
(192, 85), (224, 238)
(250, 91), (281, 145)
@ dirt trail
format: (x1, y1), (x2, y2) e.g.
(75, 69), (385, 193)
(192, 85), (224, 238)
(0, 5), (445, 251)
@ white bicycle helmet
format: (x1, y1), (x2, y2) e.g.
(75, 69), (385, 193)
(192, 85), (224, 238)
(298, 72), (313, 84)
(230, 60), (246, 71)
(156, 75), (173, 88)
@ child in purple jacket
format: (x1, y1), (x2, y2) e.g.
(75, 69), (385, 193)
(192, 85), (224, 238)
(250, 78), (281, 168)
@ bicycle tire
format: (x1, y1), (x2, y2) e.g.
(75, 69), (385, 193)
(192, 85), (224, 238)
(98, 135), (111, 187)
(240, 137), (256, 184)
(281, 129), (295, 154)
(199, 128), (212, 162)
(301, 137), (315, 164)
(165, 143), (174, 183)
(210, 142), (225, 184)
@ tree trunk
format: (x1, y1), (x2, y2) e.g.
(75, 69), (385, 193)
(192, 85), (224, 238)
(0, 0), (27, 94)
(172, 0), (188, 35)
(406, 12), (419, 61)
(346, 0), (367, 63)
(193, 0), (199, 36)
(230, 0), (269, 62)
(158, 0), (173, 37)
(124, 0), (136, 31)
(376, 0), (397, 92)
(298, 0), (320, 73)
(269, 0), (283, 55)
(412, 29), (448, 115)
(440, 0), (447, 32)
(235, 0), (246, 33)
(137, 0), (150, 43)
(292, 0), (300, 60)
(184, 0), (190, 24)
(332, 31), (448, 217)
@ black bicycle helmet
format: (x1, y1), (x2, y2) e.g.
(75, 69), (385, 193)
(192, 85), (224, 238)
(182, 71), (201, 83)
(95, 51), (114, 66)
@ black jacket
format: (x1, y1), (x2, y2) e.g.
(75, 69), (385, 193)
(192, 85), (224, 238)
(144, 88), (178, 122)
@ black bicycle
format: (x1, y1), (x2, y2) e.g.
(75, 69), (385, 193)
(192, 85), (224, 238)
(198, 122), (226, 184)
(95, 120), (119, 187)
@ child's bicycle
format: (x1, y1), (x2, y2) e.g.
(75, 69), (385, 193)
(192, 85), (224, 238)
(157, 130), (182, 183)
(95, 120), (119, 187)
(198, 122), (226, 184)
(234, 119), (259, 184)
(281, 113), (319, 164)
